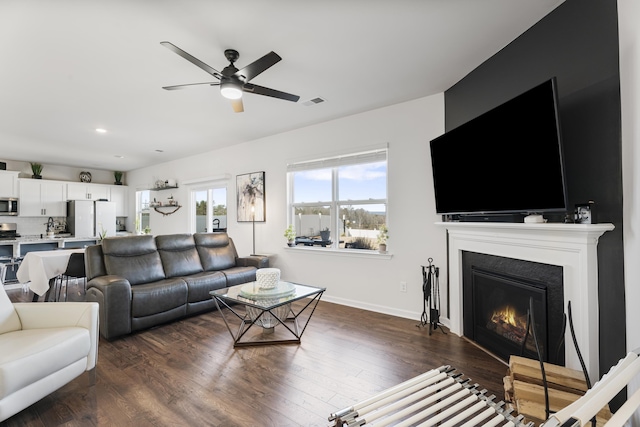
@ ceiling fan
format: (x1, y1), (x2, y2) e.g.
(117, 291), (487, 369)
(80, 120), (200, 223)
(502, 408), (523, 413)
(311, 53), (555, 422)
(160, 41), (300, 113)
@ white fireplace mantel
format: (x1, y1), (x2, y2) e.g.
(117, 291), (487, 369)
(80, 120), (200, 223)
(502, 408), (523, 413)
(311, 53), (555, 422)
(436, 221), (614, 380)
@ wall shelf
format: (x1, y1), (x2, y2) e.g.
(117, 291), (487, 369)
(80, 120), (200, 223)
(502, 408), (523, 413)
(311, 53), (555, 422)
(153, 205), (182, 216)
(149, 185), (178, 191)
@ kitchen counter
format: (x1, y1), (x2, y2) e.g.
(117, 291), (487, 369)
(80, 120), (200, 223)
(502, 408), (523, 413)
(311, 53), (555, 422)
(0, 236), (99, 258)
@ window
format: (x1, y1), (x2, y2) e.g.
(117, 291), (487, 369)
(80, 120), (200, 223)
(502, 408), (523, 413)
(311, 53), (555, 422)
(135, 190), (150, 234)
(287, 147), (387, 250)
(191, 186), (227, 233)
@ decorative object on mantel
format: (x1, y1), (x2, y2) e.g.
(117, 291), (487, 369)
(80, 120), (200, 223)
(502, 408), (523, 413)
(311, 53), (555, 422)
(377, 224), (388, 253)
(114, 171), (123, 185)
(284, 224), (296, 247)
(574, 200), (596, 224)
(79, 171), (92, 183)
(30, 162), (43, 179)
(237, 171), (265, 222)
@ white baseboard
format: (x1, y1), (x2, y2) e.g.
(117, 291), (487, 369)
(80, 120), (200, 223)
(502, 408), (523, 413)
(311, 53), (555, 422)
(321, 294), (451, 330)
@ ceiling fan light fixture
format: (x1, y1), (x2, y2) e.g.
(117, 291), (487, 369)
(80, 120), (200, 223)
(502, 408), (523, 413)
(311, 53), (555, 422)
(220, 81), (243, 99)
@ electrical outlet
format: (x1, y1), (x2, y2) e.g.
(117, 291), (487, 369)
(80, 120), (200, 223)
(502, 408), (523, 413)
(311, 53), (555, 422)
(400, 281), (407, 292)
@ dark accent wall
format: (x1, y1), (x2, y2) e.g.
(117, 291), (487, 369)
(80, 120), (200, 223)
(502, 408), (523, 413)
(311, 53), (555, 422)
(444, 0), (625, 386)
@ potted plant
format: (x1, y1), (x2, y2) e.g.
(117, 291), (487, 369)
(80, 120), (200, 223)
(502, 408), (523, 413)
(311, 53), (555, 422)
(284, 224), (296, 247)
(320, 227), (330, 242)
(30, 162), (43, 179)
(114, 171), (124, 185)
(377, 224), (389, 253)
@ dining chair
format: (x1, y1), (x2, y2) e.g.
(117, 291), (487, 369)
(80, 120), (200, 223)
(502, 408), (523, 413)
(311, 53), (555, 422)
(56, 252), (86, 301)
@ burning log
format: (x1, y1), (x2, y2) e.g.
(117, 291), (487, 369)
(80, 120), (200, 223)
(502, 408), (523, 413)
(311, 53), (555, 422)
(488, 306), (527, 339)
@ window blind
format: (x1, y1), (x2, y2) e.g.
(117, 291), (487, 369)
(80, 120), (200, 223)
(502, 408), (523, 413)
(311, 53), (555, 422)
(286, 148), (387, 173)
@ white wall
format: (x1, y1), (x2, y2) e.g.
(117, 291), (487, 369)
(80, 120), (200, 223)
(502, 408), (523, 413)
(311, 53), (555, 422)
(619, 0), (640, 424)
(126, 94), (447, 320)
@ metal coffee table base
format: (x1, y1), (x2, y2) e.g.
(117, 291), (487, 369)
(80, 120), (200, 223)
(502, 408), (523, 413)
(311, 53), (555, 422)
(212, 290), (324, 347)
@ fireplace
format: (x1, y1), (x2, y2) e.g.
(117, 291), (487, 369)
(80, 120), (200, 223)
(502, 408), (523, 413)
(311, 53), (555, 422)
(465, 265), (566, 365)
(437, 221), (613, 380)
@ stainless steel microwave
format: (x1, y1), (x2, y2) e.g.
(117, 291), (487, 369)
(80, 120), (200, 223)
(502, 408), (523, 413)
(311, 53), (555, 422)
(0, 198), (18, 216)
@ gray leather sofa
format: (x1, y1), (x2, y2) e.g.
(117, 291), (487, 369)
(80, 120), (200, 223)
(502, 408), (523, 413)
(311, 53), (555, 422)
(85, 232), (268, 340)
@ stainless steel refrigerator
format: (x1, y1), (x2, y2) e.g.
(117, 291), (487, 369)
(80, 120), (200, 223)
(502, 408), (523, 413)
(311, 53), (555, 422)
(67, 200), (116, 238)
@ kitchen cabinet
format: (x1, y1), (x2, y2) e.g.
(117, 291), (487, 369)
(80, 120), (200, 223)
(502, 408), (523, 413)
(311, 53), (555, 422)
(18, 179), (67, 217)
(110, 185), (128, 216)
(0, 171), (19, 198)
(67, 182), (110, 201)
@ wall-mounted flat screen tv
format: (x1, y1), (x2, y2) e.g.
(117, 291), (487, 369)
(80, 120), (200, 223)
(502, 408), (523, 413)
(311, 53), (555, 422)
(429, 78), (567, 217)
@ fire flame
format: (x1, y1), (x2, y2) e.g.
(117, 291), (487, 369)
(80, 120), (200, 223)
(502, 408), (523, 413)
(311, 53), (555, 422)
(492, 306), (518, 326)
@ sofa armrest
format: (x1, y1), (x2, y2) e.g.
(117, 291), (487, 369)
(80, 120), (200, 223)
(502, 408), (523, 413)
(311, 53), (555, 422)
(14, 302), (100, 370)
(237, 255), (269, 269)
(86, 275), (132, 340)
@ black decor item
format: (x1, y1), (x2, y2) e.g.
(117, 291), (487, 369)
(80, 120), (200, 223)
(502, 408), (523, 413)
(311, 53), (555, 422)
(418, 258), (446, 335)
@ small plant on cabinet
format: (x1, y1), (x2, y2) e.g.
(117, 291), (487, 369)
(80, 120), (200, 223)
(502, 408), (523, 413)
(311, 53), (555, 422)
(114, 171), (123, 185)
(30, 162), (43, 178)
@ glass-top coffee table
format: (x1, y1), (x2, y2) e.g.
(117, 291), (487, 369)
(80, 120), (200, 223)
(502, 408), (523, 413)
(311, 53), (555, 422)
(210, 281), (325, 347)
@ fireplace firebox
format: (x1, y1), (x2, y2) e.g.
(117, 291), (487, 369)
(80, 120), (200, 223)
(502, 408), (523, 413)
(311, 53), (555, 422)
(462, 251), (564, 366)
(472, 268), (548, 362)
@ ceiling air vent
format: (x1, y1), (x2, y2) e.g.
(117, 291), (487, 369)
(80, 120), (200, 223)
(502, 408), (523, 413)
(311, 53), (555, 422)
(302, 97), (326, 107)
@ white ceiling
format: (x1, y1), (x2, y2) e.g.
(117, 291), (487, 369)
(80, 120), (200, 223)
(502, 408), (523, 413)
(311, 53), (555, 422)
(0, 0), (564, 172)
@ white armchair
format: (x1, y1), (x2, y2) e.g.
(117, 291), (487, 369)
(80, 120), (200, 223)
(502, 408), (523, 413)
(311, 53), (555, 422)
(0, 285), (99, 422)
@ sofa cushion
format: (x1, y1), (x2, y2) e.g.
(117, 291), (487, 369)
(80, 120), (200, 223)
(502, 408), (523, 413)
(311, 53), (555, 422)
(0, 327), (90, 399)
(181, 271), (227, 302)
(157, 234), (204, 278)
(194, 233), (236, 271)
(222, 266), (258, 287)
(102, 235), (166, 285)
(130, 278), (188, 318)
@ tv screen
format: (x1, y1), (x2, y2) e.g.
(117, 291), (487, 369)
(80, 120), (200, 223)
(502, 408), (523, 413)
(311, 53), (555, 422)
(429, 78), (567, 217)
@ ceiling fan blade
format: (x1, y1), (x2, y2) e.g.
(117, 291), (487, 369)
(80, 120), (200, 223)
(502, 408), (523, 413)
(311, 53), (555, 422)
(235, 51), (281, 82)
(162, 82), (220, 90)
(231, 98), (244, 113)
(160, 41), (223, 79)
(243, 83), (300, 102)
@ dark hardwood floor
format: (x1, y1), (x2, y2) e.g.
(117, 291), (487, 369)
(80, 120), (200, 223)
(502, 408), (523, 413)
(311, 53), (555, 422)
(4, 283), (507, 427)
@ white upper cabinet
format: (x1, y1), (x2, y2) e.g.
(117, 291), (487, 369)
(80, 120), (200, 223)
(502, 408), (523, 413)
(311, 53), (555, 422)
(110, 185), (128, 216)
(0, 171), (19, 198)
(67, 182), (110, 201)
(18, 178), (127, 217)
(18, 179), (66, 217)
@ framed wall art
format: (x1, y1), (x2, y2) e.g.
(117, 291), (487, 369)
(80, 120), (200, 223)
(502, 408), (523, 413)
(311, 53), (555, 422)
(236, 171), (265, 222)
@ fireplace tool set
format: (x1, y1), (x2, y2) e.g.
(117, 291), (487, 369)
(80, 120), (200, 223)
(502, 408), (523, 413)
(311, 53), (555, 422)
(418, 258), (445, 335)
